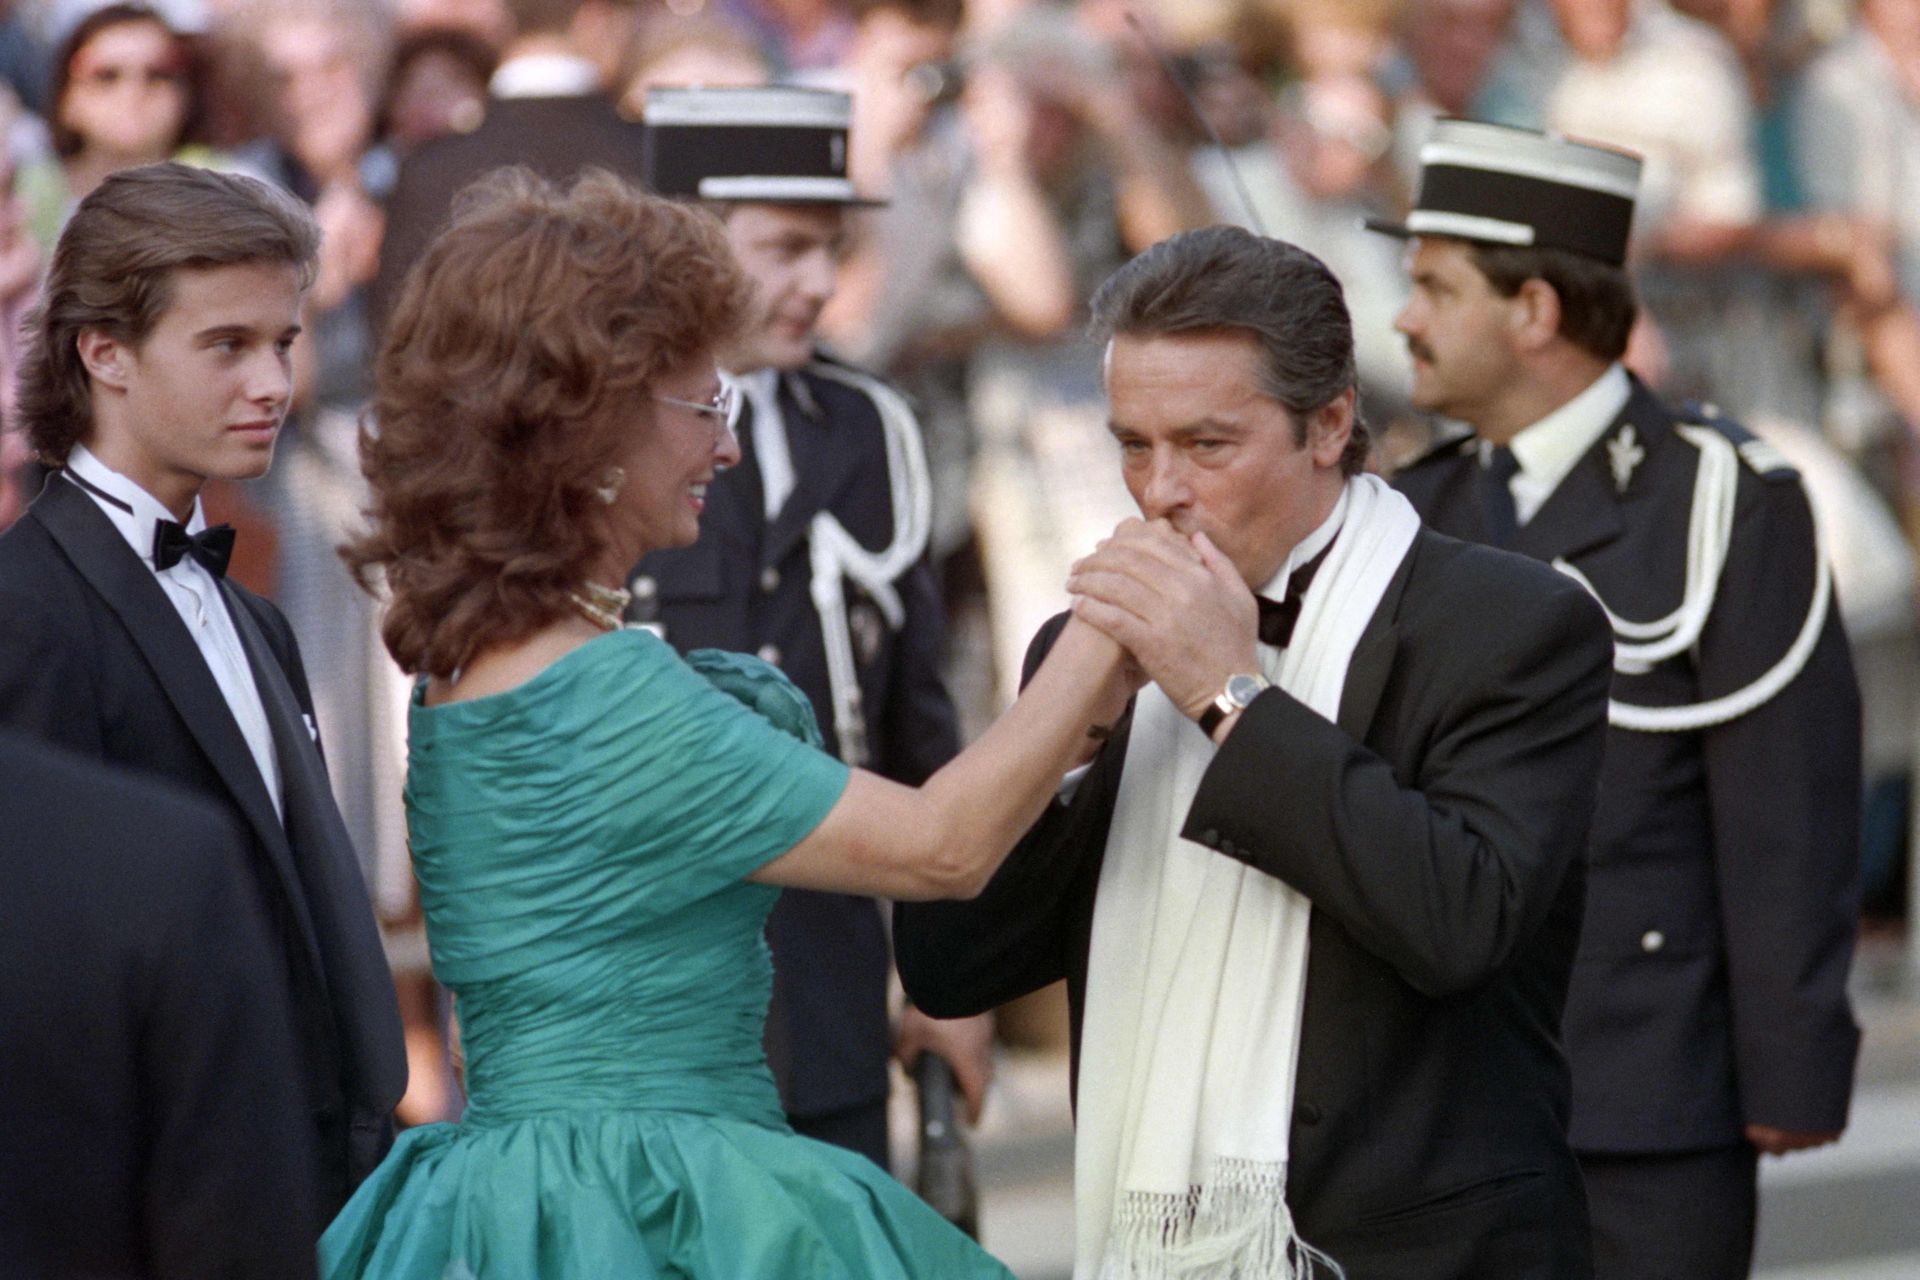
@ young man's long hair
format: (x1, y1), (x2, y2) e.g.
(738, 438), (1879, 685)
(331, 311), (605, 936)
(15, 162), (318, 464)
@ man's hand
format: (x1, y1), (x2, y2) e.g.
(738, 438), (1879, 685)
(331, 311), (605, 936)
(1745, 1124), (1841, 1157)
(895, 1008), (995, 1125)
(1068, 520), (1259, 721)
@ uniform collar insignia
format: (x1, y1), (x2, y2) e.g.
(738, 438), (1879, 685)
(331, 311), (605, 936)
(1607, 423), (1645, 493)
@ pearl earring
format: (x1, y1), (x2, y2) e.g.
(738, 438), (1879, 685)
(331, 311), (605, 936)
(594, 467), (626, 506)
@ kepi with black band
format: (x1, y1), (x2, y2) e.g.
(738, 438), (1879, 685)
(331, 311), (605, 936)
(1367, 118), (1642, 267)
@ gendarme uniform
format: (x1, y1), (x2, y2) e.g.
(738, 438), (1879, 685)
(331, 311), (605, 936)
(627, 88), (961, 1167)
(1383, 121), (1861, 1279)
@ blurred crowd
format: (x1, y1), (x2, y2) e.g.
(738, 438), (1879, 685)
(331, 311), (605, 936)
(1, 0), (1916, 1122)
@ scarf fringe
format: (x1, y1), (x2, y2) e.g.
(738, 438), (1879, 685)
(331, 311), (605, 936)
(1093, 1158), (1345, 1280)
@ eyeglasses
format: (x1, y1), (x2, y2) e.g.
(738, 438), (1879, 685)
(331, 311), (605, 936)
(652, 383), (737, 429)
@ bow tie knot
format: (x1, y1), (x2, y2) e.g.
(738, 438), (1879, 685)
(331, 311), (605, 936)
(1255, 536), (1336, 648)
(153, 520), (236, 577)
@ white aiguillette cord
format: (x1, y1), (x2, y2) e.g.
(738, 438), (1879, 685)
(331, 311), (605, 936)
(797, 364), (932, 766)
(1551, 424), (1831, 733)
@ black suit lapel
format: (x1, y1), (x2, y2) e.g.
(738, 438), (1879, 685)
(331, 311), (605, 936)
(760, 373), (864, 568)
(32, 480), (302, 880)
(222, 585), (408, 1098)
(1335, 534), (1419, 741)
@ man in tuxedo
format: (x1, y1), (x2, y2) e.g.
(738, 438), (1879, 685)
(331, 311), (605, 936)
(631, 86), (991, 1171)
(1382, 120), (1862, 1279)
(371, 0), (645, 331)
(0, 732), (318, 1279)
(0, 163), (406, 1220)
(896, 225), (1613, 1278)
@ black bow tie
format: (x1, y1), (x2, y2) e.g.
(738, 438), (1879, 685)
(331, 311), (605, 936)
(1256, 536), (1337, 648)
(152, 520), (236, 577)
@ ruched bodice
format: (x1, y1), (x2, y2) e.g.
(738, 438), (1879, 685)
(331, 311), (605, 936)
(320, 632), (1012, 1278)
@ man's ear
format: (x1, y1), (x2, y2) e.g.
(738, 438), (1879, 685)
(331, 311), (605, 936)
(1307, 386), (1355, 468)
(1510, 278), (1563, 353)
(75, 330), (133, 392)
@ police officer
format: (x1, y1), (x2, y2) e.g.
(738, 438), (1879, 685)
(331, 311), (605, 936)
(631, 86), (991, 1171)
(1382, 120), (1862, 1280)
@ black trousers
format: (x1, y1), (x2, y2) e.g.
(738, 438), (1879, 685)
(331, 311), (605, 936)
(1580, 1145), (1758, 1280)
(789, 1097), (890, 1173)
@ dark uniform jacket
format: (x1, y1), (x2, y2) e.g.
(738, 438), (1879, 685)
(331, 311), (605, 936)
(371, 93), (646, 334)
(632, 357), (959, 1123)
(897, 527), (1613, 1279)
(0, 734), (320, 1278)
(1393, 376), (1862, 1153)
(0, 477), (408, 1217)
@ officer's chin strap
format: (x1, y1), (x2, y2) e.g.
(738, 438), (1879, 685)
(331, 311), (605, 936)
(802, 365), (933, 768)
(1551, 425), (1832, 734)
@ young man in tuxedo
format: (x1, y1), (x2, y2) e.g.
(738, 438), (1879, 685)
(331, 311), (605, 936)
(1383, 121), (1862, 1280)
(631, 86), (992, 1173)
(896, 226), (1614, 1278)
(0, 162), (406, 1222)
(0, 732), (318, 1279)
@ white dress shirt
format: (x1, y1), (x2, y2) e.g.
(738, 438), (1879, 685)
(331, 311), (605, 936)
(66, 445), (284, 817)
(1488, 362), (1631, 526)
(1255, 482), (1349, 606)
(732, 368), (796, 518)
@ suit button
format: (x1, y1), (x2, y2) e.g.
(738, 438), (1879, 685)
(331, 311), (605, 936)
(1200, 828), (1221, 847)
(760, 567), (780, 593)
(630, 574), (656, 601)
(1219, 840), (1238, 856)
(1641, 929), (1665, 953)
(1295, 1101), (1322, 1126)
(757, 643), (782, 665)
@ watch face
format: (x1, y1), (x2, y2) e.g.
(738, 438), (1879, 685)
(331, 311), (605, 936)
(1225, 673), (1268, 707)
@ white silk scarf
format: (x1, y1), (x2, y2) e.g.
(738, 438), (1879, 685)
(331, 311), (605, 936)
(1073, 475), (1421, 1279)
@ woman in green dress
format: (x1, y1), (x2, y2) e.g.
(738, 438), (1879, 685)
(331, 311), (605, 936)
(322, 169), (1130, 1277)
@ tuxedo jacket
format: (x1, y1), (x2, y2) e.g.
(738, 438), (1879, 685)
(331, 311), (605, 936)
(0, 477), (407, 1215)
(633, 359), (959, 1122)
(897, 527), (1612, 1279)
(1394, 378), (1862, 1154)
(0, 732), (319, 1279)
(371, 93), (647, 334)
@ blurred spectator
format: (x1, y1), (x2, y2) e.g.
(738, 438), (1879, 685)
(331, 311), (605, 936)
(0, 139), (37, 530)
(230, 0), (388, 411)
(370, 0), (645, 334)
(15, 3), (218, 255)
(374, 25), (497, 155)
(948, 6), (1213, 702)
(620, 9), (769, 116)
(721, 0), (854, 74)
(1385, 0), (1520, 187)
(1183, 40), (1412, 426)
(0, 1), (49, 114)
(395, 0), (513, 48)
(1796, 0), (1920, 457)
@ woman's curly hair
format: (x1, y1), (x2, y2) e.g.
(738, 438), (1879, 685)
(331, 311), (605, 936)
(342, 168), (751, 678)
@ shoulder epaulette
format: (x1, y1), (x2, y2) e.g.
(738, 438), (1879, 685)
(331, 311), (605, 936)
(1679, 401), (1796, 478)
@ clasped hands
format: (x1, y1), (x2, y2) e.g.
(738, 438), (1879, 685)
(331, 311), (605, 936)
(1067, 519), (1261, 731)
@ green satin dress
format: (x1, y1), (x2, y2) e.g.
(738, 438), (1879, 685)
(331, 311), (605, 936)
(319, 630), (1011, 1279)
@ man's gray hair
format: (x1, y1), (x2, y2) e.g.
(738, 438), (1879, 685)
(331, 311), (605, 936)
(1089, 225), (1370, 476)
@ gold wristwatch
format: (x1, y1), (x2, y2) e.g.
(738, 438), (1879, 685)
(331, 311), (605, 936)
(1197, 672), (1271, 737)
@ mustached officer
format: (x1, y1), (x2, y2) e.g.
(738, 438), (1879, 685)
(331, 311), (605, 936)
(630, 86), (990, 1172)
(1384, 120), (1863, 1280)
